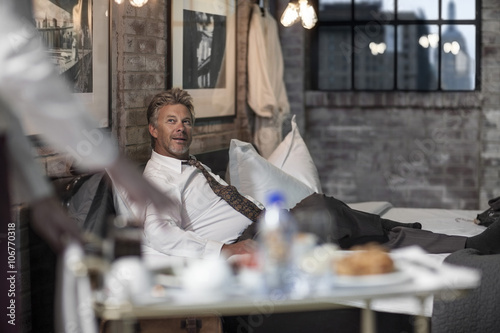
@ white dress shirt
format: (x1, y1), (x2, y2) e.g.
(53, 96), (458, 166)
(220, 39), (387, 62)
(141, 151), (254, 259)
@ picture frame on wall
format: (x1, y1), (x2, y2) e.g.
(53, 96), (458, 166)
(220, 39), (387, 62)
(28, 0), (109, 134)
(169, 0), (236, 119)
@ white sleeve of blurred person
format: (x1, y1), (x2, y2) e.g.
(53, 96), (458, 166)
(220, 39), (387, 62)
(0, 0), (167, 206)
(0, 0), (118, 172)
(0, 1), (168, 251)
(1, 100), (83, 254)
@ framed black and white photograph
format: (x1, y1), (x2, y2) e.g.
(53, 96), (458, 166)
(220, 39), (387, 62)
(170, 0), (236, 119)
(32, 0), (109, 129)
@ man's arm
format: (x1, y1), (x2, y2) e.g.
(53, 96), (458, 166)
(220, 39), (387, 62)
(0, 2), (171, 251)
(143, 197), (225, 259)
(29, 196), (82, 253)
(221, 239), (257, 257)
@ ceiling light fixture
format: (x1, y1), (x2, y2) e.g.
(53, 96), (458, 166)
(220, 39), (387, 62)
(114, 0), (149, 7)
(129, 0), (148, 7)
(280, 0), (317, 29)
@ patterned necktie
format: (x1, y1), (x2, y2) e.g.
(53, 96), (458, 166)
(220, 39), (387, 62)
(185, 157), (263, 223)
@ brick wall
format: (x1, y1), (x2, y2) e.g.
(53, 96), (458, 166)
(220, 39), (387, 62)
(110, 0), (167, 163)
(480, 0), (500, 207)
(280, 1), (500, 210)
(305, 93), (481, 209)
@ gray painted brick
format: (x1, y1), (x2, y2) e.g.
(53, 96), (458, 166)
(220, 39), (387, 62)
(124, 54), (147, 71)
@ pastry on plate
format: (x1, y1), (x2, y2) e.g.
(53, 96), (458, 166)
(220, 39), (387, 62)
(334, 243), (394, 276)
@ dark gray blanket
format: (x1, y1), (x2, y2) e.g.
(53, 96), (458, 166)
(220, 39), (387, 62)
(432, 248), (500, 333)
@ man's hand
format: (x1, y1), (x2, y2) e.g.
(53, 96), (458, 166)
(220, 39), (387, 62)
(29, 196), (83, 253)
(221, 239), (258, 257)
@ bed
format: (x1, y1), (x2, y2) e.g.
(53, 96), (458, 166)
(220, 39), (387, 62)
(347, 203), (500, 332)
(343, 202), (485, 318)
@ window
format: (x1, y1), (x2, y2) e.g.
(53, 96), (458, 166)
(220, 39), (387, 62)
(313, 0), (479, 91)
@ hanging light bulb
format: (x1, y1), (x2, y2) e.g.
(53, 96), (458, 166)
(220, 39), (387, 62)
(280, 0), (317, 29)
(280, 2), (300, 27)
(298, 0), (317, 29)
(114, 0), (124, 4)
(129, 0), (148, 7)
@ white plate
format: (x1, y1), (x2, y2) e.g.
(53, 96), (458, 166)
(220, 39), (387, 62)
(333, 270), (411, 288)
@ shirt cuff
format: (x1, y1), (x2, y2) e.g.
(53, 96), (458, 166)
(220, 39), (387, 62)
(203, 240), (224, 258)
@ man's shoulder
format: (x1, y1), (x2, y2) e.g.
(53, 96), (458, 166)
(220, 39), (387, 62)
(143, 157), (181, 183)
(143, 158), (163, 176)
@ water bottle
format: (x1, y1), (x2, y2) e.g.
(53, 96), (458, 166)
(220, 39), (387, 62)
(257, 191), (297, 298)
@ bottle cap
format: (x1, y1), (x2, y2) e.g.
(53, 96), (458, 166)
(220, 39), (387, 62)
(266, 191), (285, 205)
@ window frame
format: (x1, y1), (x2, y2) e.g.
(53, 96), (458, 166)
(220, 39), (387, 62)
(310, 0), (482, 92)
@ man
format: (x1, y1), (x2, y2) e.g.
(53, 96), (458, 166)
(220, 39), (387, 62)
(142, 88), (500, 259)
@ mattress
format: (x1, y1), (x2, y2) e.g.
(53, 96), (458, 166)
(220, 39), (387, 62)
(347, 201), (393, 216)
(381, 207), (484, 238)
(342, 205), (485, 317)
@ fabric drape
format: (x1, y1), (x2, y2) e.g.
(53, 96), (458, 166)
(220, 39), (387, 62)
(247, 4), (290, 158)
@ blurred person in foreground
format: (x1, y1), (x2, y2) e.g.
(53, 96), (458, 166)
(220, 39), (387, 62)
(0, 0), (168, 253)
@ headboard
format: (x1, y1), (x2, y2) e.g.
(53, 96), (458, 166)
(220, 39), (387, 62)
(195, 149), (230, 180)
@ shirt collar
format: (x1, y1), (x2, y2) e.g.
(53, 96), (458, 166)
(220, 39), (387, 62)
(150, 150), (187, 173)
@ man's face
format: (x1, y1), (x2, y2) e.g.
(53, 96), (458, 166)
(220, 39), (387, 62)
(149, 103), (193, 160)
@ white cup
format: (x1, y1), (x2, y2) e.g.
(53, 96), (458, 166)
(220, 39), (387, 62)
(104, 256), (152, 304)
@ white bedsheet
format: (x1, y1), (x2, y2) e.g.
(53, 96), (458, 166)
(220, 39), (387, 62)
(347, 201), (393, 216)
(382, 207), (484, 238)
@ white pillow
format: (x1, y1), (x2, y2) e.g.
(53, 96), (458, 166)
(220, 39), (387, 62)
(228, 139), (314, 210)
(268, 115), (322, 193)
